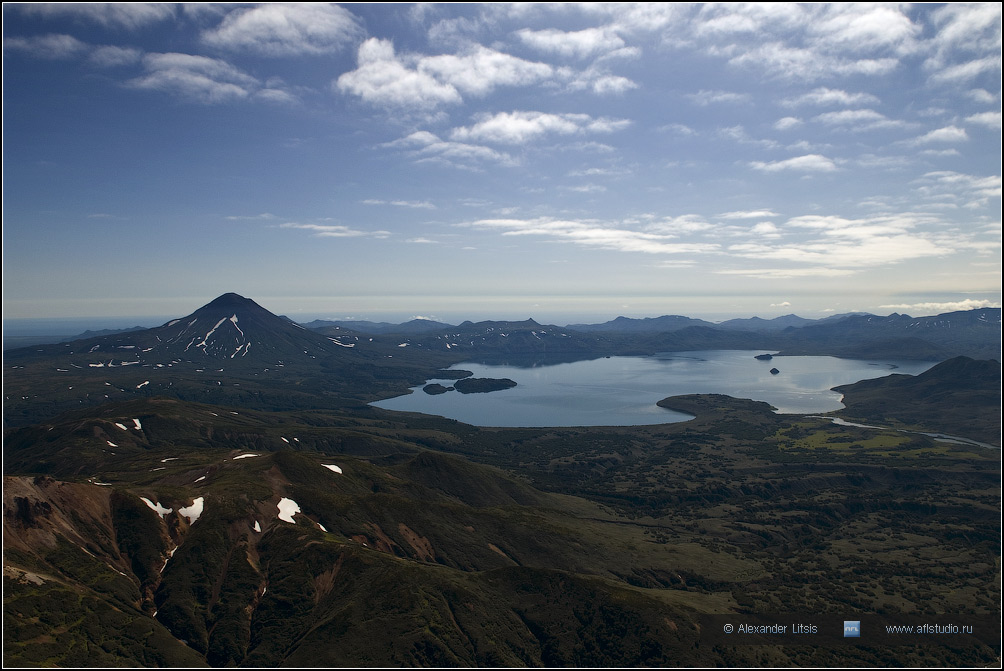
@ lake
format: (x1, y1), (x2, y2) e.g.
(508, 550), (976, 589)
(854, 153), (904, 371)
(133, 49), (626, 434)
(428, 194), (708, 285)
(370, 350), (936, 427)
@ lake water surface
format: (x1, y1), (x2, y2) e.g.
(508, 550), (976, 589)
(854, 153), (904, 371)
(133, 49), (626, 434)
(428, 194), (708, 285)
(371, 350), (936, 427)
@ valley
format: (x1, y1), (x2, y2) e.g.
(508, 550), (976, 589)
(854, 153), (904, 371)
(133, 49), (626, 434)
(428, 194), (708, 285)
(3, 294), (1001, 667)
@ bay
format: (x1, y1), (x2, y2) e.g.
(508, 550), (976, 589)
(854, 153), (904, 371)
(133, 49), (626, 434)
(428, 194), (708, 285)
(371, 350), (936, 428)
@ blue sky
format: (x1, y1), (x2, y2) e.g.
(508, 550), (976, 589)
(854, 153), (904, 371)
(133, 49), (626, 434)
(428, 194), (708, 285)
(3, 3), (1001, 324)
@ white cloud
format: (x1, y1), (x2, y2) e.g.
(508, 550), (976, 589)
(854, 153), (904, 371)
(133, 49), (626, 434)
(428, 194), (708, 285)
(925, 4), (1002, 81)
(382, 131), (515, 168)
(919, 148), (961, 158)
(718, 125), (779, 148)
(202, 4), (362, 56)
(127, 52), (261, 103)
(686, 89), (751, 105)
(913, 171), (1002, 209)
(813, 109), (885, 124)
(337, 40), (560, 110)
(712, 209), (977, 278)
(88, 45), (143, 67)
(782, 87), (881, 107)
(966, 88), (999, 104)
(279, 223), (390, 238)
(728, 42), (899, 81)
(684, 4), (924, 86)
(774, 116), (802, 130)
(907, 125), (969, 145)
(645, 215), (716, 234)
(227, 213), (278, 221)
(570, 183), (606, 193)
(515, 27), (625, 59)
(693, 3), (807, 37)
(4, 33), (89, 60)
(718, 267), (856, 279)
(13, 3), (175, 29)
(573, 71), (638, 95)
(812, 108), (908, 131)
(450, 111), (631, 145)
(750, 154), (839, 173)
(362, 199), (436, 209)
(574, 3), (687, 36)
(463, 217), (720, 255)
(661, 123), (697, 136)
(336, 38), (461, 110)
(807, 4), (921, 55)
(965, 111), (1002, 130)
(568, 167), (631, 178)
(254, 87), (299, 105)
(855, 154), (913, 170)
(718, 210), (779, 220)
(742, 213), (955, 267)
(928, 56), (1002, 85)
(752, 223), (782, 238)
(879, 299), (1001, 315)
(418, 45), (555, 96)
(770, 301), (792, 307)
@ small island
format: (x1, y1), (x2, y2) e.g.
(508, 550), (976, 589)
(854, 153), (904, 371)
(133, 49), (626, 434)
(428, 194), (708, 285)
(423, 383), (452, 395)
(754, 353), (774, 361)
(454, 377), (518, 394)
(770, 368), (780, 375)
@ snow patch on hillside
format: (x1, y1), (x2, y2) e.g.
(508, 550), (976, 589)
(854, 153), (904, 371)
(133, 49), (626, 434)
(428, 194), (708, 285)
(140, 497), (172, 518)
(197, 317), (228, 350)
(229, 314), (244, 338)
(277, 498), (300, 523)
(179, 497), (205, 525)
(322, 464), (343, 474)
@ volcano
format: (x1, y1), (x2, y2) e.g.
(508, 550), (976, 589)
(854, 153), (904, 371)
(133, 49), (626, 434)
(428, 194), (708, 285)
(11, 293), (355, 368)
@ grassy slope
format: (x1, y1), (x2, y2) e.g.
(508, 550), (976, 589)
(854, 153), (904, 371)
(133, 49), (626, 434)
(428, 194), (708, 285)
(830, 356), (1001, 446)
(3, 393), (1000, 667)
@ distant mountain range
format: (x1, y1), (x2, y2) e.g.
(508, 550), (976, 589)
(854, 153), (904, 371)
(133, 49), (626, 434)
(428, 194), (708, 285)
(8, 304), (999, 360)
(301, 317), (453, 335)
(3, 293), (999, 428)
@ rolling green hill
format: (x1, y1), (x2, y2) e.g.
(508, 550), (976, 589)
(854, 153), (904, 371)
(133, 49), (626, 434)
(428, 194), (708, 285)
(832, 356), (1001, 445)
(4, 393), (999, 667)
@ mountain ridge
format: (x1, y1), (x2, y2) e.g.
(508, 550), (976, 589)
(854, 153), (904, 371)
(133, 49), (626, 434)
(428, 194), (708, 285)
(3, 294), (999, 429)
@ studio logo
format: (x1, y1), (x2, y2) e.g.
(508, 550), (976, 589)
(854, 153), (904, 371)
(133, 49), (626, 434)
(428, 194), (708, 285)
(843, 620), (861, 638)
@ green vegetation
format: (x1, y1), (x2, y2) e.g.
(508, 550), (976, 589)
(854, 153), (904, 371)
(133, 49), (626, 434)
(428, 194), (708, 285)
(4, 388), (999, 667)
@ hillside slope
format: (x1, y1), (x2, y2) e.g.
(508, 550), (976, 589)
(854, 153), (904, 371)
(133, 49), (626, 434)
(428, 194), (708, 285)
(832, 356), (1001, 445)
(4, 396), (999, 667)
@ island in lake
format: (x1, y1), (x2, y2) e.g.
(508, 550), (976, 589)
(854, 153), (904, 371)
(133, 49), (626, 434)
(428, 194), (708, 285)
(454, 377), (518, 394)
(423, 383), (452, 395)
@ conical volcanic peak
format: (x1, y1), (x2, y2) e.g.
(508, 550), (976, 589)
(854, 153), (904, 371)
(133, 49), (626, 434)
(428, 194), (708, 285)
(146, 293), (343, 361)
(199, 292), (264, 313)
(6, 293), (356, 366)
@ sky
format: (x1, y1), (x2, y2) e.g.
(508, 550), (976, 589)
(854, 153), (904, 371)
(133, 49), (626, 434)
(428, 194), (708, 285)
(3, 3), (1001, 325)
